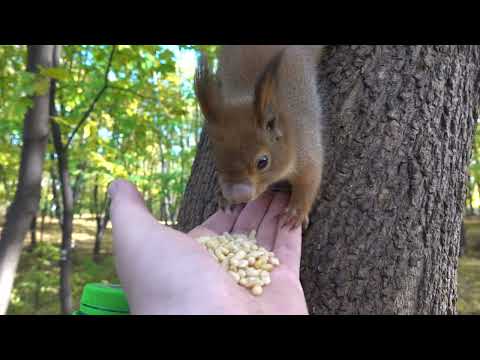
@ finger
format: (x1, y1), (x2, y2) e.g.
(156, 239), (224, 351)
(109, 179), (159, 244)
(200, 204), (244, 235)
(109, 179), (148, 214)
(108, 180), (203, 305)
(232, 192), (274, 235)
(273, 222), (302, 277)
(188, 227), (219, 239)
(256, 192), (290, 251)
(108, 180), (177, 258)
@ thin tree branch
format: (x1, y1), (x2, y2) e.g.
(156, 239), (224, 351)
(64, 45), (116, 150)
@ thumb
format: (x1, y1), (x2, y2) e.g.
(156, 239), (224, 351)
(109, 179), (147, 208)
(108, 179), (159, 258)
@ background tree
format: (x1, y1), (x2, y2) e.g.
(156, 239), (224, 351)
(49, 45), (116, 314)
(0, 45), (207, 314)
(0, 45), (54, 315)
(177, 45), (480, 315)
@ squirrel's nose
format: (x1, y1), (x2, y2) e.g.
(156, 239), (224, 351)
(223, 183), (254, 204)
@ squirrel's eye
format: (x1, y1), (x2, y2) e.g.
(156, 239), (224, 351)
(256, 155), (269, 171)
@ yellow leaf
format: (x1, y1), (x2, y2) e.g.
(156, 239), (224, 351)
(103, 113), (114, 128)
(83, 123), (91, 137)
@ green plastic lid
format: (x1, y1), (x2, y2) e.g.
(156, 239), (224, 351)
(77, 283), (130, 315)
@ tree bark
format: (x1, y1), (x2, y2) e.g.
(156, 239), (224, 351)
(0, 45), (54, 315)
(49, 45), (75, 315)
(28, 215), (37, 251)
(72, 161), (86, 209)
(51, 46), (115, 313)
(40, 201), (47, 243)
(92, 183), (110, 261)
(177, 45), (480, 315)
(93, 198), (110, 262)
(51, 118), (74, 315)
(49, 158), (62, 224)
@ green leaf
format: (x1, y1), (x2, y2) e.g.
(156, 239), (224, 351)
(51, 116), (73, 127)
(40, 66), (71, 81)
(33, 76), (50, 96)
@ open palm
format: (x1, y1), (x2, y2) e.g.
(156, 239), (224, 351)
(110, 180), (308, 315)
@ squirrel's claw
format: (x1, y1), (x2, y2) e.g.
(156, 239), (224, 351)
(216, 189), (236, 215)
(279, 207), (309, 231)
(301, 216), (310, 231)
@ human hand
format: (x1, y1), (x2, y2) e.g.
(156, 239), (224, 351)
(109, 179), (309, 315)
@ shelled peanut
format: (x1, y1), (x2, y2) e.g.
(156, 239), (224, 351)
(196, 231), (280, 296)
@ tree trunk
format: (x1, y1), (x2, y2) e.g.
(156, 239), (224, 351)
(93, 198), (110, 262)
(72, 162), (86, 209)
(50, 45), (74, 315)
(51, 118), (74, 315)
(176, 130), (218, 229)
(49, 159), (62, 224)
(177, 45), (480, 315)
(93, 183), (110, 261)
(0, 45), (54, 315)
(160, 200), (167, 223)
(28, 215), (37, 251)
(93, 181), (99, 218)
(40, 202), (47, 243)
(51, 46), (114, 313)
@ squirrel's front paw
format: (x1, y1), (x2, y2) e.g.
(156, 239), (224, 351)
(216, 190), (236, 215)
(279, 206), (310, 231)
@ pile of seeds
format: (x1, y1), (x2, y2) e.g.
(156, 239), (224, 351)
(196, 231), (280, 296)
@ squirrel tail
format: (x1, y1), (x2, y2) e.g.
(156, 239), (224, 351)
(194, 52), (222, 121)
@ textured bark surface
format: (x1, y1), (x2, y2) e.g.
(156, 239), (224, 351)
(0, 45), (54, 314)
(49, 157), (62, 223)
(177, 45), (480, 314)
(176, 131), (219, 230)
(28, 216), (37, 251)
(93, 185), (111, 261)
(51, 73), (74, 314)
(302, 45), (480, 315)
(51, 117), (74, 315)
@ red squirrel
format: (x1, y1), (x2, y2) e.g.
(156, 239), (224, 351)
(194, 45), (325, 230)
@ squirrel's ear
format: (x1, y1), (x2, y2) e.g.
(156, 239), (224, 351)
(254, 50), (285, 127)
(194, 52), (222, 123)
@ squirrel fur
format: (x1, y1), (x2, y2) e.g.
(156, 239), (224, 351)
(194, 45), (325, 230)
